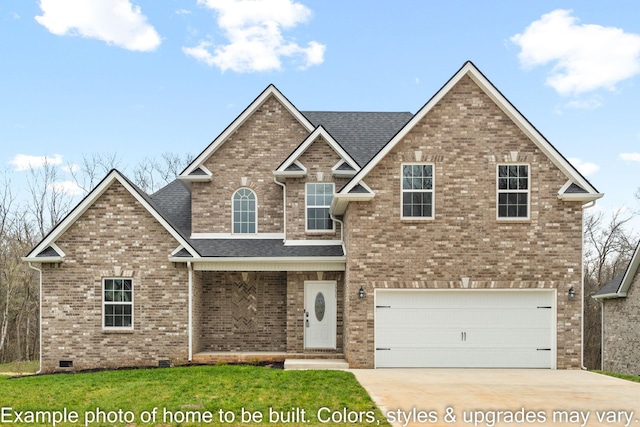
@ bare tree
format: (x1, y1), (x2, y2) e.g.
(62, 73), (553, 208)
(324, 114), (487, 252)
(68, 152), (121, 193)
(583, 209), (638, 369)
(133, 152), (193, 193)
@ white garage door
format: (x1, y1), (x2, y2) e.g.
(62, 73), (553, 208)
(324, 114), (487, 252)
(375, 290), (555, 368)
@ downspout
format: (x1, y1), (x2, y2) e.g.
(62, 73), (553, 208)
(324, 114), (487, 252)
(274, 176), (287, 243)
(330, 213), (345, 255)
(599, 299), (604, 371)
(28, 263), (43, 375)
(581, 199), (597, 370)
(187, 261), (193, 362)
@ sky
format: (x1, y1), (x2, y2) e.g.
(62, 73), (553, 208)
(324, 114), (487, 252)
(1, 0), (639, 230)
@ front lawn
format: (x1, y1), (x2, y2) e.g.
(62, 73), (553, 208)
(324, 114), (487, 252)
(0, 360), (38, 375)
(0, 365), (388, 426)
(594, 370), (640, 383)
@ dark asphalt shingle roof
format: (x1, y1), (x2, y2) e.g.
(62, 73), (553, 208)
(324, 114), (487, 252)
(150, 180), (343, 258)
(302, 111), (413, 166)
(594, 271), (625, 296)
(188, 239), (343, 257)
(37, 246), (62, 258)
(565, 183), (588, 194)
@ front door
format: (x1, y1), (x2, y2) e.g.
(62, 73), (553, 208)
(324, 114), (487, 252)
(304, 281), (337, 349)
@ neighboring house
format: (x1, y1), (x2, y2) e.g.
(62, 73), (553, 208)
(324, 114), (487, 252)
(593, 242), (640, 375)
(23, 61), (603, 372)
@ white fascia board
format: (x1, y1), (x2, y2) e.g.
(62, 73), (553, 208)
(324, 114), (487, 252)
(619, 242), (640, 296)
(273, 160), (307, 178)
(181, 85), (314, 177)
(592, 292), (623, 300)
(190, 233), (285, 239)
(21, 256), (63, 263)
(283, 240), (343, 246)
(330, 182), (375, 215)
(332, 160), (358, 178)
(340, 61), (601, 200)
(558, 193), (604, 202)
(25, 170), (199, 260)
(178, 165), (213, 182)
(276, 126), (359, 174)
(169, 256), (347, 272)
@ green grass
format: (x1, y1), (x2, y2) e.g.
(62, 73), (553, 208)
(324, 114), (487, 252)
(0, 365), (388, 426)
(0, 360), (39, 375)
(594, 370), (640, 383)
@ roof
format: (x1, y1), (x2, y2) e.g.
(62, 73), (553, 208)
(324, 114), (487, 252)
(303, 111), (413, 166)
(594, 241), (640, 300)
(185, 239), (343, 258)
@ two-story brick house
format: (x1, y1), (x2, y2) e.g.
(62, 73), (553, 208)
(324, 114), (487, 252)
(24, 62), (602, 372)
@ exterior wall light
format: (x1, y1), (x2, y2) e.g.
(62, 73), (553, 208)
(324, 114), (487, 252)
(358, 286), (365, 300)
(568, 286), (575, 300)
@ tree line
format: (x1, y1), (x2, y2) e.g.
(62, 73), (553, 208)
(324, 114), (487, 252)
(0, 153), (637, 368)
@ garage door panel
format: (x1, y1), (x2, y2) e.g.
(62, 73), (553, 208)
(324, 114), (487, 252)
(375, 290), (555, 368)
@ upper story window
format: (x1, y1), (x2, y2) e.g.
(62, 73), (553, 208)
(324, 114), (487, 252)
(497, 164), (529, 219)
(401, 164), (434, 219)
(103, 278), (133, 329)
(233, 188), (257, 233)
(306, 183), (334, 232)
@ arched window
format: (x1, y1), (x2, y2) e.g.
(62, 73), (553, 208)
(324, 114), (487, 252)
(232, 188), (256, 233)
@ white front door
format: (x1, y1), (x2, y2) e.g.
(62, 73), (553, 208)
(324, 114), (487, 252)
(304, 281), (337, 349)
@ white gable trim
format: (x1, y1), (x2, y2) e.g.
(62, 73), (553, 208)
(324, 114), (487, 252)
(274, 125), (360, 175)
(617, 242), (640, 297)
(181, 85), (315, 177)
(24, 170), (199, 261)
(340, 61), (602, 202)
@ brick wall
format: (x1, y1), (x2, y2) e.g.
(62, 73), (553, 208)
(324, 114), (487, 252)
(285, 136), (348, 240)
(40, 181), (188, 372)
(192, 95), (310, 235)
(343, 75), (584, 368)
(603, 270), (640, 375)
(198, 271), (288, 352)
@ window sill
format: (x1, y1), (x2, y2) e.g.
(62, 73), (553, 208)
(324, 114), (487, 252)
(102, 329), (134, 334)
(401, 217), (435, 222)
(497, 218), (531, 223)
(305, 230), (336, 235)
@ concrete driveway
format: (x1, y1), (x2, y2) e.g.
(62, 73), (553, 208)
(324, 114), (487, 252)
(351, 369), (640, 427)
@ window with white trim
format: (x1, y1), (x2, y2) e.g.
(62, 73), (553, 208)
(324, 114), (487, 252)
(103, 278), (133, 329)
(306, 183), (334, 231)
(233, 188), (257, 233)
(401, 164), (434, 219)
(497, 164), (529, 219)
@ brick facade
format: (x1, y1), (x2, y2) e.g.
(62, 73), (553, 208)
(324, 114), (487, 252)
(31, 66), (594, 372)
(191, 95), (309, 235)
(40, 182), (189, 373)
(343, 76), (583, 368)
(602, 270), (640, 375)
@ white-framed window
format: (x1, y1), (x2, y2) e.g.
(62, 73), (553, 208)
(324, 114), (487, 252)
(306, 183), (334, 232)
(401, 163), (434, 219)
(103, 278), (133, 329)
(497, 164), (529, 219)
(232, 188), (257, 233)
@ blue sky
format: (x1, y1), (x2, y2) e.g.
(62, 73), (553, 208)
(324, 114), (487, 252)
(1, 0), (639, 227)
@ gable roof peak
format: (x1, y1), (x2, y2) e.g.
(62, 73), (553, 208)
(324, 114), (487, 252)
(180, 84), (314, 178)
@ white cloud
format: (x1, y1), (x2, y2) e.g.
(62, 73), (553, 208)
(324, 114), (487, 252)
(176, 9), (192, 15)
(568, 157), (600, 176)
(620, 152), (640, 162)
(183, 0), (325, 72)
(9, 154), (63, 171)
(35, 0), (161, 52)
(511, 9), (640, 95)
(48, 181), (86, 196)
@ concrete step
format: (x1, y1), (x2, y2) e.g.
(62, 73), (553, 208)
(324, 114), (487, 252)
(284, 359), (349, 370)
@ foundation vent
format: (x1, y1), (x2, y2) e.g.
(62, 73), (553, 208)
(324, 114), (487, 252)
(158, 360), (171, 368)
(59, 360), (73, 368)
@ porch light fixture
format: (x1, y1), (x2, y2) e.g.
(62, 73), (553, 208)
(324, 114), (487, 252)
(568, 286), (575, 300)
(358, 286), (365, 300)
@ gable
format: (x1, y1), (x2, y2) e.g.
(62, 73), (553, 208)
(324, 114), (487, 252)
(24, 170), (198, 262)
(339, 61), (603, 203)
(180, 85), (314, 181)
